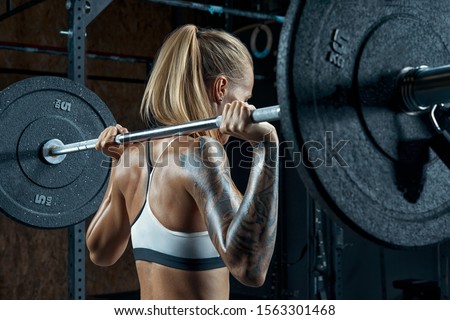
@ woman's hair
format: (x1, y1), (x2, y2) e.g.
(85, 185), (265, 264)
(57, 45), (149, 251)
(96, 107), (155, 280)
(141, 24), (253, 140)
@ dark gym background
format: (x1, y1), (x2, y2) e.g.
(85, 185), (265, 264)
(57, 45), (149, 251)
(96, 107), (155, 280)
(0, 0), (449, 299)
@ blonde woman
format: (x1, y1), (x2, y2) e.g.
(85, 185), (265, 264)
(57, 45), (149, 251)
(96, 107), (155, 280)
(86, 24), (279, 299)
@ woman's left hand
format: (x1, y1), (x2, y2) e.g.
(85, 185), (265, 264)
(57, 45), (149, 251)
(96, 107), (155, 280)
(219, 101), (277, 142)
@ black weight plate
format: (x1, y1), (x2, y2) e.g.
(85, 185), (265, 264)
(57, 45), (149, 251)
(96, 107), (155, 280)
(0, 76), (115, 228)
(278, 0), (450, 247)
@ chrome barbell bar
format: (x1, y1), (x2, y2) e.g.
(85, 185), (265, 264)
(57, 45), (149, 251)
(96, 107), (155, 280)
(42, 105), (281, 164)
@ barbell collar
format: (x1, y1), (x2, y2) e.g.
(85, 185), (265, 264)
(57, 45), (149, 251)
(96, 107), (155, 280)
(41, 139), (67, 164)
(48, 105), (280, 157)
(399, 64), (450, 114)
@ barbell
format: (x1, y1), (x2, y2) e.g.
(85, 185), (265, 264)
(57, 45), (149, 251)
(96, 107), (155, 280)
(42, 105), (281, 162)
(2, 0), (450, 248)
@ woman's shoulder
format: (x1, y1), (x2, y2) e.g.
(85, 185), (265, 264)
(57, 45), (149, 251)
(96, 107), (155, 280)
(177, 135), (227, 161)
(148, 135), (229, 178)
(112, 142), (148, 182)
(121, 142), (148, 168)
(171, 136), (229, 177)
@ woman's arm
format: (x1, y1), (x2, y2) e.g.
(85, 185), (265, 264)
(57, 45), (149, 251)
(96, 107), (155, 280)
(185, 103), (279, 287)
(85, 125), (133, 267)
(85, 162), (131, 266)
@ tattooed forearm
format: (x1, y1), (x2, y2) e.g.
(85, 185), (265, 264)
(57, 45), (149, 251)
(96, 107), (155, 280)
(229, 140), (279, 277)
(185, 136), (279, 285)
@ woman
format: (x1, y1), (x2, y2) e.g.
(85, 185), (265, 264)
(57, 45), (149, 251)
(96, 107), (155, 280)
(86, 24), (279, 299)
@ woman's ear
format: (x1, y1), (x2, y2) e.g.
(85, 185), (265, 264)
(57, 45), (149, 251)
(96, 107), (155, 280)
(211, 75), (228, 104)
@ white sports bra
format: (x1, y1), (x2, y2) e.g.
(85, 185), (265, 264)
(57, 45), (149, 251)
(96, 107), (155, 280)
(130, 141), (225, 271)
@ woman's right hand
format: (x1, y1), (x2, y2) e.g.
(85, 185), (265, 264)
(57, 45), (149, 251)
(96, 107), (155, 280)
(95, 124), (129, 161)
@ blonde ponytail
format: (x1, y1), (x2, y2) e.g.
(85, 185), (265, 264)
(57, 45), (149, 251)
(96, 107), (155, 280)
(141, 24), (253, 141)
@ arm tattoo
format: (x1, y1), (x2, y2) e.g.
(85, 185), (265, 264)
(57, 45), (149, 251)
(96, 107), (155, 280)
(184, 137), (279, 280)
